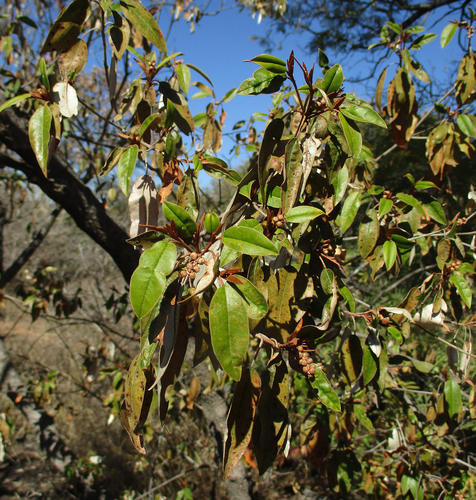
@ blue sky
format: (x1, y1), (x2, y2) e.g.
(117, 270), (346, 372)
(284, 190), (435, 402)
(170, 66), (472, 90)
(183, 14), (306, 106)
(156, 2), (465, 169)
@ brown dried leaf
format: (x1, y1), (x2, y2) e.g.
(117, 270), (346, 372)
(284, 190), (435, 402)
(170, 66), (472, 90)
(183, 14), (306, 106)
(224, 369), (261, 478)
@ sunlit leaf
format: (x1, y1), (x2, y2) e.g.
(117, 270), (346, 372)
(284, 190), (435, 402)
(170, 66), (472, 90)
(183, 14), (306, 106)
(358, 209), (379, 259)
(0, 93), (32, 113)
(130, 266), (166, 318)
(444, 378), (462, 418)
(237, 67), (286, 96)
(285, 206), (324, 223)
(337, 191), (361, 234)
(162, 201), (197, 241)
(340, 104), (386, 128)
(209, 285), (249, 381)
(28, 105), (52, 176)
(383, 240), (397, 271)
(222, 226), (279, 256)
(117, 145), (138, 196)
(318, 64), (343, 93)
(309, 368), (341, 412)
(339, 113), (362, 157)
(247, 54), (287, 74)
(229, 276), (268, 320)
(139, 240), (177, 276)
(120, 0), (167, 54)
(441, 23), (458, 48)
(450, 272), (472, 308)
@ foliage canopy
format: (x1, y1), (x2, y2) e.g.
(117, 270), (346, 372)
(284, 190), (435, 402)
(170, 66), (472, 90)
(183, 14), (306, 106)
(1, 0), (476, 498)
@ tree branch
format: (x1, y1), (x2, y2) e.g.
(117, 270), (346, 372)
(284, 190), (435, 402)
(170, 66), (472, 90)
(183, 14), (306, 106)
(0, 102), (139, 283)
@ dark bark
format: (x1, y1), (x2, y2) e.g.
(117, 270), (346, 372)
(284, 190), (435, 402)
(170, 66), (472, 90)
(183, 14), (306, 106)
(0, 102), (139, 283)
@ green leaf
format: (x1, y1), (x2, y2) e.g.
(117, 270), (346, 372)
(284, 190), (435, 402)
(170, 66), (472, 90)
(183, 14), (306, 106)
(341, 335), (363, 385)
(450, 272), (472, 308)
(420, 194), (447, 225)
(354, 404), (374, 430)
(285, 206), (324, 223)
(457, 114), (476, 137)
(309, 368), (341, 412)
(201, 154), (241, 186)
(318, 64), (343, 93)
(401, 475), (418, 497)
(441, 23), (458, 48)
(237, 67), (286, 96)
(379, 197), (393, 217)
(444, 378), (462, 418)
(222, 227), (279, 256)
(391, 234), (415, 251)
(331, 165), (348, 204)
(28, 105), (52, 176)
(229, 276), (268, 320)
(375, 67), (387, 114)
(130, 266), (166, 318)
(338, 191), (361, 234)
(340, 104), (387, 128)
(162, 201), (197, 241)
(339, 113), (362, 157)
(221, 87), (237, 103)
(318, 48), (329, 68)
(281, 137), (303, 213)
(41, 0), (90, 53)
(155, 52), (183, 72)
(396, 192), (426, 216)
(117, 144), (138, 196)
(0, 93), (32, 113)
(209, 286), (249, 381)
(57, 39), (88, 78)
(362, 341), (378, 386)
(186, 63), (213, 86)
(101, 146), (125, 176)
(414, 180), (438, 190)
(411, 33), (437, 49)
(387, 326), (403, 345)
(386, 22), (402, 34)
(139, 241), (177, 276)
(383, 240), (397, 271)
(247, 54), (286, 74)
(138, 113), (161, 139)
(320, 269), (334, 295)
(339, 286), (355, 312)
(358, 209), (379, 259)
(176, 64), (191, 95)
(120, 0), (166, 54)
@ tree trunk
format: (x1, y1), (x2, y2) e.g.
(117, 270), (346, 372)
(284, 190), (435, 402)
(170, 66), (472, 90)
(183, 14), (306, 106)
(0, 101), (139, 283)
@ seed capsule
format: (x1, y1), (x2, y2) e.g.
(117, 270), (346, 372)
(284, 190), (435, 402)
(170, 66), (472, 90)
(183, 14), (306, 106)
(190, 252), (198, 261)
(189, 271), (196, 280)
